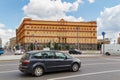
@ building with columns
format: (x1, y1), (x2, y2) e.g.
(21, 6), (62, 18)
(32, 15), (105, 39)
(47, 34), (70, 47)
(97, 38), (110, 44)
(16, 18), (97, 51)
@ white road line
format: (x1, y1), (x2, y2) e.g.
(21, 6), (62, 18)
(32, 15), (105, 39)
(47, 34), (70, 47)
(83, 62), (120, 66)
(0, 70), (19, 74)
(47, 69), (120, 80)
(0, 64), (18, 67)
(0, 61), (118, 67)
(105, 58), (120, 61)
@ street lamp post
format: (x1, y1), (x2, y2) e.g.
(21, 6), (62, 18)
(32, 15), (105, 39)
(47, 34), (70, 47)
(59, 28), (64, 50)
(102, 32), (105, 54)
(60, 36), (62, 50)
(31, 34), (35, 50)
(76, 27), (80, 50)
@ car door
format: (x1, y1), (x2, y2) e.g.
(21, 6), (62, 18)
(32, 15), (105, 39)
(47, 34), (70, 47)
(42, 51), (57, 72)
(55, 52), (73, 71)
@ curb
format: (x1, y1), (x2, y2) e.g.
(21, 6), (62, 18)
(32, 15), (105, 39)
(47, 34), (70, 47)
(0, 54), (103, 61)
(72, 54), (103, 58)
(0, 55), (22, 61)
(0, 59), (20, 62)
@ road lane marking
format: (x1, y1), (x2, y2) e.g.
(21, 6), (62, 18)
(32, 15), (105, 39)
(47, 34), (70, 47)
(0, 70), (19, 74)
(105, 58), (120, 61)
(0, 64), (18, 67)
(47, 69), (120, 80)
(0, 60), (119, 67)
(83, 62), (120, 66)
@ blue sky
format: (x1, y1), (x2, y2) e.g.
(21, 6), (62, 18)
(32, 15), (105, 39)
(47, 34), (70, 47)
(0, 0), (120, 46)
(0, 0), (29, 29)
(67, 0), (120, 21)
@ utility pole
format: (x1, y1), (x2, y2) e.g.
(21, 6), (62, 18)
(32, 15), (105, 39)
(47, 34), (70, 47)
(76, 27), (80, 50)
(102, 32), (105, 55)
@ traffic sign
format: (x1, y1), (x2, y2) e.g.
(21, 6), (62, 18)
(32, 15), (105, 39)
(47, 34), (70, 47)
(102, 32), (105, 36)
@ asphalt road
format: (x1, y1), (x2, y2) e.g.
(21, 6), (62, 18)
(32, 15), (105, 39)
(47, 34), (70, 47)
(0, 56), (120, 80)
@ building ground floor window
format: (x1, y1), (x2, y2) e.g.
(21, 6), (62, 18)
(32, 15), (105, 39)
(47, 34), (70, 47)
(22, 43), (97, 51)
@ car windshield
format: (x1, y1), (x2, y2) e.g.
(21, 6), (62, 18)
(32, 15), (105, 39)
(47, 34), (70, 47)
(64, 53), (73, 58)
(15, 50), (21, 52)
(74, 49), (79, 51)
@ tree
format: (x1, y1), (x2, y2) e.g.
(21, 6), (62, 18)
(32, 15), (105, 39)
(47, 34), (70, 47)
(30, 43), (34, 50)
(65, 45), (70, 50)
(54, 43), (60, 50)
(97, 43), (102, 50)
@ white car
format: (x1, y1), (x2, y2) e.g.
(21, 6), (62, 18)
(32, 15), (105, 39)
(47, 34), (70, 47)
(14, 50), (24, 55)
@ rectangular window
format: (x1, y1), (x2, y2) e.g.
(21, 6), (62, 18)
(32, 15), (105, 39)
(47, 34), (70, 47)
(31, 52), (42, 59)
(42, 51), (55, 59)
(55, 52), (66, 59)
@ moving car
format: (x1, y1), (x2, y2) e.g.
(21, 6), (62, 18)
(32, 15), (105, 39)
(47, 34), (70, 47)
(69, 49), (82, 54)
(19, 50), (81, 77)
(14, 50), (24, 55)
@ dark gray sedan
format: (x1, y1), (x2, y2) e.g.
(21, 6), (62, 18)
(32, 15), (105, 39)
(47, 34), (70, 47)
(19, 50), (81, 77)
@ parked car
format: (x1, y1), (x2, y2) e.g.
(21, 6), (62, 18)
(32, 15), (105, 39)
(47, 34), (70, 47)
(69, 49), (82, 54)
(0, 48), (4, 55)
(14, 50), (24, 55)
(101, 44), (120, 56)
(19, 50), (81, 77)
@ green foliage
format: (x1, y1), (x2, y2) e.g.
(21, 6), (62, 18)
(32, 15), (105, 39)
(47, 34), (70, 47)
(30, 43), (34, 50)
(97, 43), (101, 50)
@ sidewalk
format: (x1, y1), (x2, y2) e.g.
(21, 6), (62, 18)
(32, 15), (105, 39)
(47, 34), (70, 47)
(0, 55), (22, 61)
(71, 54), (102, 58)
(0, 54), (103, 61)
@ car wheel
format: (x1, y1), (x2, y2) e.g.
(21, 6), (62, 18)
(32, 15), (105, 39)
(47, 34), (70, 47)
(33, 66), (44, 77)
(71, 63), (79, 72)
(105, 52), (110, 56)
(69, 52), (72, 54)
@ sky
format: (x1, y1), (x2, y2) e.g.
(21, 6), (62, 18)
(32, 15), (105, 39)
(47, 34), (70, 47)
(0, 0), (120, 46)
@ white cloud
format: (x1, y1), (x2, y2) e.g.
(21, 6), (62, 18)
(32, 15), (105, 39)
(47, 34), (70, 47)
(0, 24), (15, 47)
(0, 23), (5, 28)
(97, 5), (120, 43)
(22, 0), (84, 21)
(88, 0), (95, 3)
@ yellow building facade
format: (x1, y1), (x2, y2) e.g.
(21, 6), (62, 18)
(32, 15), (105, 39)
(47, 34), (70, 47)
(16, 18), (97, 51)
